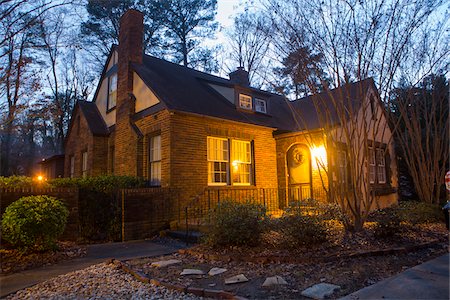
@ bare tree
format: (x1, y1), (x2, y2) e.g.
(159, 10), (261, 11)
(261, 0), (448, 230)
(390, 74), (449, 204)
(0, 13), (40, 175)
(225, 12), (271, 86)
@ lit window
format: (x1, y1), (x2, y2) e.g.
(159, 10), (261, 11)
(149, 135), (161, 186)
(231, 140), (252, 185)
(207, 137), (253, 186)
(255, 98), (267, 113)
(239, 94), (252, 110)
(376, 148), (386, 184)
(70, 156), (75, 178)
(108, 74), (117, 110)
(82, 151), (88, 178)
(207, 137), (229, 185)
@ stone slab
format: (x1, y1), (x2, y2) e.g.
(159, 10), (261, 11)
(208, 267), (227, 276)
(301, 283), (340, 299)
(180, 269), (204, 275)
(262, 276), (288, 287)
(224, 274), (249, 284)
(150, 259), (181, 268)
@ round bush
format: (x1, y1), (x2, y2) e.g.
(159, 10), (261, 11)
(1, 195), (69, 251)
(205, 200), (266, 247)
(278, 214), (329, 247)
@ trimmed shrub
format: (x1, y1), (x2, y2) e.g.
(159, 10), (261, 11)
(1, 195), (69, 251)
(277, 203), (329, 247)
(0, 176), (50, 188)
(369, 207), (401, 239)
(205, 200), (266, 247)
(397, 201), (444, 225)
(50, 175), (145, 241)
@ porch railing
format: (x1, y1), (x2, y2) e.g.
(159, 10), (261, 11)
(183, 185), (328, 239)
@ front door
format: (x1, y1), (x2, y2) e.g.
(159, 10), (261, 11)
(287, 144), (312, 201)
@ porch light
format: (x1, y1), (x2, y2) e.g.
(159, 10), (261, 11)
(36, 175), (44, 182)
(310, 145), (327, 169)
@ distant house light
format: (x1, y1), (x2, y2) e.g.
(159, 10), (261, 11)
(255, 98), (267, 113)
(239, 94), (252, 110)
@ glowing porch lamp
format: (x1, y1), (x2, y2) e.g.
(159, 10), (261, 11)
(310, 145), (328, 170)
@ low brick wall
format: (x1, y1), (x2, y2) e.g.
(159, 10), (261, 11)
(121, 188), (179, 241)
(0, 188), (79, 241)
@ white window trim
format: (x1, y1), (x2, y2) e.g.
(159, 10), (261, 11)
(107, 73), (117, 111)
(207, 137), (229, 185)
(255, 98), (267, 113)
(239, 94), (252, 110)
(207, 137), (253, 186)
(149, 135), (162, 186)
(82, 151), (88, 178)
(377, 148), (387, 184)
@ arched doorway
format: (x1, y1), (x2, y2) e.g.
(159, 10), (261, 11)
(286, 143), (312, 201)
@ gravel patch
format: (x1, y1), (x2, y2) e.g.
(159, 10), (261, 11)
(6, 262), (202, 300)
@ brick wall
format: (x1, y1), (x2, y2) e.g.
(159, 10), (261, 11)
(65, 108), (108, 177)
(120, 188), (178, 241)
(0, 188), (79, 241)
(65, 109), (93, 177)
(168, 111), (278, 211)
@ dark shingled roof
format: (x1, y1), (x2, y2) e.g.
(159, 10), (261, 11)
(289, 78), (375, 131)
(78, 100), (109, 136)
(132, 55), (297, 131)
(132, 55), (375, 133)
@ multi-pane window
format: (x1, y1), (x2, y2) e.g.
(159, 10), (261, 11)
(207, 137), (253, 186)
(369, 146), (387, 185)
(70, 155), (75, 178)
(107, 73), (117, 110)
(376, 149), (386, 184)
(337, 150), (347, 184)
(255, 98), (267, 113)
(207, 137), (229, 185)
(369, 147), (376, 184)
(82, 151), (88, 178)
(149, 135), (161, 186)
(231, 140), (252, 185)
(239, 94), (252, 110)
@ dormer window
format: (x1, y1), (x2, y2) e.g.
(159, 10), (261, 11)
(107, 73), (117, 111)
(239, 94), (252, 110)
(255, 98), (267, 113)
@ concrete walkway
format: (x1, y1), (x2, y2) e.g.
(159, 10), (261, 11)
(0, 240), (181, 298)
(341, 253), (449, 300)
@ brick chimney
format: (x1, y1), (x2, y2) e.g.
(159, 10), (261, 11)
(114, 9), (144, 176)
(229, 67), (250, 87)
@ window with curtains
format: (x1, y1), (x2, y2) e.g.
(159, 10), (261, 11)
(231, 140), (252, 185)
(207, 137), (253, 186)
(149, 135), (161, 186)
(207, 137), (229, 185)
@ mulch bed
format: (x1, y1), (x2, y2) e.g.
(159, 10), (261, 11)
(0, 241), (87, 275)
(126, 223), (448, 299)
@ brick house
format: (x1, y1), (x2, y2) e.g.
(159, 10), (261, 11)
(64, 10), (398, 212)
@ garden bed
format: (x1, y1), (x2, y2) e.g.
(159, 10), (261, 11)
(0, 241), (87, 275)
(126, 223), (448, 299)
